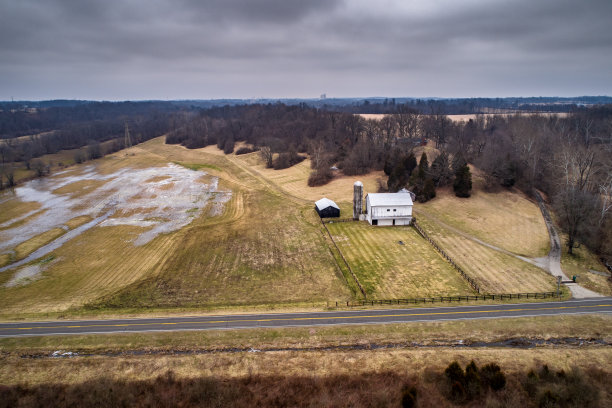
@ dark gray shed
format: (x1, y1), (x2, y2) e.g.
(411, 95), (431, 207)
(315, 197), (340, 218)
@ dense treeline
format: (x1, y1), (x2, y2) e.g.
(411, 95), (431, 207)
(0, 102), (179, 187)
(0, 101), (178, 139)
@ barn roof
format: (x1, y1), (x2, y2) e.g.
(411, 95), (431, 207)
(366, 192), (414, 207)
(315, 197), (340, 210)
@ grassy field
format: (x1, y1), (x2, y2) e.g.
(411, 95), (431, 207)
(416, 215), (561, 294)
(0, 135), (585, 318)
(417, 185), (550, 258)
(2, 314), (609, 355)
(0, 138), (352, 317)
(326, 221), (474, 299)
(2, 315), (611, 406)
(232, 151), (384, 204)
(560, 240), (612, 296)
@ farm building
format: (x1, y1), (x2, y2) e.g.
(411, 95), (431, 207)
(315, 197), (340, 218)
(365, 192), (413, 226)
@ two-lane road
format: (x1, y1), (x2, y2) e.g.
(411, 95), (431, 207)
(1, 298), (611, 338)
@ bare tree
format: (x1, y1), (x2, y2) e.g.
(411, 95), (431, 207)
(558, 145), (596, 191)
(310, 140), (327, 170)
(395, 106), (420, 140)
(260, 146), (273, 168)
(555, 186), (598, 254)
(598, 172), (612, 227)
(379, 116), (397, 148)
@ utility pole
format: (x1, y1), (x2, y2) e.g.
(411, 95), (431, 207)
(124, 122), (132, 149)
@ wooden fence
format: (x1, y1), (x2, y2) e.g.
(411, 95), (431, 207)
(412, 219), (481, 293)
(332, 292), (558, 307)
(320, 219), (367, 299)
(323, 218), (356, 224)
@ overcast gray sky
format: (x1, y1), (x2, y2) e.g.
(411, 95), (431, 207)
(1, 0), (611, 100)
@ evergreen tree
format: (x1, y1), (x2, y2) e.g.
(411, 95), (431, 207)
(411, 152), (437, 202)
(417, 152), (429, 178)
(453, 163), (472, 197)
(430, 151), (452, 186)
(452, 154), (467, 173)
(387, 152), (417, 192)
(422, 177), (436, 201)
(403, 153), (417, 177)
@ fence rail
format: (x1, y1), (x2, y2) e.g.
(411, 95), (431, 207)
(333, 292), (558, 307)
(323, 218), (356, 224)
(412, 219), (481, 293)
(320, 219), (367, 299)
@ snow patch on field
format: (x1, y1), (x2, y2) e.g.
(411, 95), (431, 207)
(5, 257), (59, 287)
(0, 164), (231, 259)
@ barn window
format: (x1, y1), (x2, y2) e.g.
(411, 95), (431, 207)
(393, 209), (397, 212)
(387, 209), (390, 212)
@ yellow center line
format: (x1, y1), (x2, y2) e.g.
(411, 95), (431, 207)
(4, 304), (611, 331)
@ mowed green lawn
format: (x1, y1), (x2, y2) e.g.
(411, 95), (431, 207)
(326, 221), (475, 299)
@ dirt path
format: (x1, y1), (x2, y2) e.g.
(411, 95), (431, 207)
(532, 192), (602, 298)
(225, 154), (310, 205)
(415, 209), (539, 267)
(418, 199), (604, 300)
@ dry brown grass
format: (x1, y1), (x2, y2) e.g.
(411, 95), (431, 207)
(2, 314), (609, 355)
(0, 199), (41, 225)
(1, 347), (610, 408)
(144, 175), (171, 183)
(357, 113), (387, 120)
(417, 186), (550, 258)
(13, 228), (66, 260)
(232, 151), (384, 204)
(1, 136), (352, 316)
(0, 224), (180, 314)
(52, 179), (110, 199)
(64, 215), (93, 230)
(561, 241), (612, 296)
(447, 113), (569, 122)
(416, 216), (560, 294)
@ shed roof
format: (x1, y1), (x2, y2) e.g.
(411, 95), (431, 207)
(366, 193), (414, 207)
(315, 197), (340, 210)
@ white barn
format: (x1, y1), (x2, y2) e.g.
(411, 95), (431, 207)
(365, 192), (413, 226)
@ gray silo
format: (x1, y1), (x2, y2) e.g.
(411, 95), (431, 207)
(353, 181), (363, 220)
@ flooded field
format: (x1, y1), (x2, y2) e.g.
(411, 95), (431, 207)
(0, 163), (231, 274)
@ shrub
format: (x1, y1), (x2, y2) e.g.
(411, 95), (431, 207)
(444, 361), (465, 384)
(481, 363), (506, 391)
(450, 381), (466, 402)
(74, 150), (86, 164)
(400, 385), (417, 408)
(538, 389), (560, 408)
(273, 151), (305, 170)
(223, 138), (235, 154)
(523, 365), (600, 408)
(308, 168), (333, 187)
(235, 147), (257, 155)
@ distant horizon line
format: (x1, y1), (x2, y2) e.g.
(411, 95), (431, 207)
(2, 95), (611, 103)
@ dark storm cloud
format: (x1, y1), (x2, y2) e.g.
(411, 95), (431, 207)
(0, 0), (611, 99)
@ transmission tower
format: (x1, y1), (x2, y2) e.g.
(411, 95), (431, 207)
(124, 122), (132, 148)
